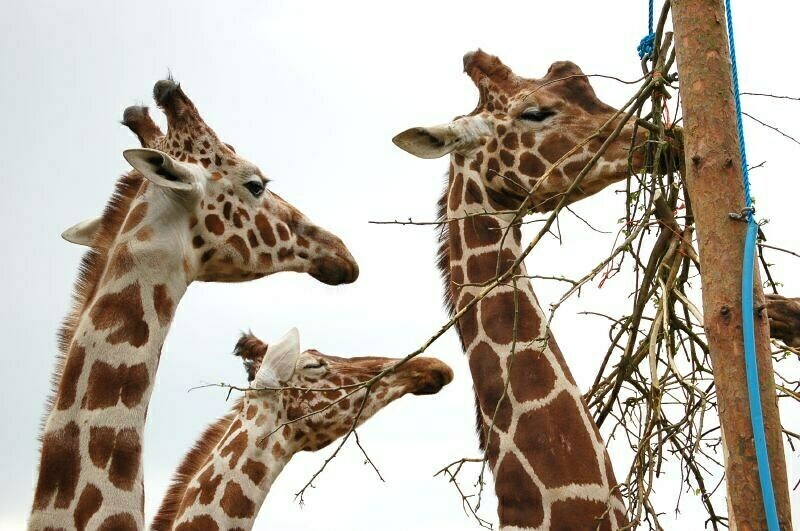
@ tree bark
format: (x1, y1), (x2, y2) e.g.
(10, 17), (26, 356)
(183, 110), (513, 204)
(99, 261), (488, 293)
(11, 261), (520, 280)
(671, 1), (792, 529)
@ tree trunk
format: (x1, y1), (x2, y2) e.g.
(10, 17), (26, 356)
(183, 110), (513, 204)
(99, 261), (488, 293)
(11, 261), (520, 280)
(671, 0), (792, 529)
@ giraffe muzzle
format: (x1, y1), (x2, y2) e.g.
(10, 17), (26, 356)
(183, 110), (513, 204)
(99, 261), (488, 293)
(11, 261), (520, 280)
(406, 358), (454, 396)
(309, 253), (359, 285)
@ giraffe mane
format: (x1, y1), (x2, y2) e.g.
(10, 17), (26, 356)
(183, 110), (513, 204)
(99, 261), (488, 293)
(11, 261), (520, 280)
(41, 171), (144, 431)
(436, 174), (454, 319)
(151, 400), (243, 531)
(436, 171), (488, 451)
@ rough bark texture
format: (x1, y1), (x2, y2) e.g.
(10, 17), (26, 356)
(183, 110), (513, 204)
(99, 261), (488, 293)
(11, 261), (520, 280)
(671, 1), (792, 529)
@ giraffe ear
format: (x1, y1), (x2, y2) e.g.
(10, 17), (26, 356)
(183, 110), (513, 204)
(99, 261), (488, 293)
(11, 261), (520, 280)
(61, 216), (102, 246)
(123, 148), (196, 191)
(253, 328), (301, 387)
(393, 124), (460, 159)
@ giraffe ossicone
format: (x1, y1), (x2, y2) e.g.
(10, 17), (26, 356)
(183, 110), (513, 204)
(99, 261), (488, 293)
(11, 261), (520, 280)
(30, 79), (358, 531)
(153, 328), (454, 531)
(394, 49), (643, 529)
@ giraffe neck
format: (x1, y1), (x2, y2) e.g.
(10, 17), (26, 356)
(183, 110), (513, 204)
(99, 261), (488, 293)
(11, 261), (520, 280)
(160, 398), (292, 531)
(30, 191), (189, 531)
(444, 160), (626, 530)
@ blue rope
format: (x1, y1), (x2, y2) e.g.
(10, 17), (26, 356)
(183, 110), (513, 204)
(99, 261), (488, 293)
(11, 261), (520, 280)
(724, 0), (780, 529)
(637, 0), (655, 59)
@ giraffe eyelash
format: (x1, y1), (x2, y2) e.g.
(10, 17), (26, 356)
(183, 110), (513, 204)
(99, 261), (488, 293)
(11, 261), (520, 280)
(519, 108), (556, 122)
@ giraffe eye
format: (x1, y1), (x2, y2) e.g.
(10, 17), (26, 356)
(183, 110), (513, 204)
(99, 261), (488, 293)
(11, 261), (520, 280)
(302, 360), (326, 370)
(244, 180), (265, 197)
(519, 108), (556, 122)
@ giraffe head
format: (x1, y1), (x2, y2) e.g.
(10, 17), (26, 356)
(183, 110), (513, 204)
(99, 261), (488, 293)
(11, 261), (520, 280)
(63, 79), (358, 285)
(235, 328), (454, 452)
(393, 49), (645, 212)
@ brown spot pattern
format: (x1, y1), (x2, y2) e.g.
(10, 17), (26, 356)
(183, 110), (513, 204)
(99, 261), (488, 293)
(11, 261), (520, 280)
(220, 431), (248, 468)
(56, 345), (85, 410)
(514, 391), (603, 487)
(276, 223), (289, 241)
(464, 179), (484, 204)
(521, 131), (535, 148)
(87, 426), (141, 490)
(448, 173), (464, 211)
(197, 465), (223, 504)
(563, 159), (587, 179)
(204, 214), (224, 236)
(220, 481), (255, 518)
(255, 214), (276, 246)
(88, 427), (115, 468)
(84, 361), (149, 410)
(73, 483), (102, 531)
(519, 152), (545, 178)
(227, 235), (250, 262)
(176, 515), (219, 531)
(466, 249), (516, 285)
(107, 428), (142, 490)
(241, 458), (267, 485)
(33, 422), (80, 510)
(469, 341), (512, 432)
(448, 221), (463, 261)
(90, 283), (149, 347)
(537, 133), (573, 163)
(153, 284), (174, 326)
(499, 150), (515, 167)
(502, 133), (519, 150)
(480, 291), (540, 344)
(487, 158), (500, 180)
(456, 293), (478, 346)
(463, 215), (502, 248)
(495, 453), (544, 528)
(509, 349), (558, 402)
(549, 498), (612, 531)
(109, 244), (135, 280)
(97, 513), (137, 531)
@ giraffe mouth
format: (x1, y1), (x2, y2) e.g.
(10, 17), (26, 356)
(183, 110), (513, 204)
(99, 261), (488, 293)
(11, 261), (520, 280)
(309, 254), (359, 285)
(411, 364), (454, 395)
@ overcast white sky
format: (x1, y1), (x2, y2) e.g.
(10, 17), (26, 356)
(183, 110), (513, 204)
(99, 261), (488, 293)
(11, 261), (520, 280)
(1, 1), (798, 529)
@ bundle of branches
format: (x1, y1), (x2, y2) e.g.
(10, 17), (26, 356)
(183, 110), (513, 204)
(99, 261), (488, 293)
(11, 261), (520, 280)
(553, 3), (800, 529)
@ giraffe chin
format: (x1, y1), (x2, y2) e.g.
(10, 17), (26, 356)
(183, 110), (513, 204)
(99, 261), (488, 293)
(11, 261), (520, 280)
(309, 255), (359, 285)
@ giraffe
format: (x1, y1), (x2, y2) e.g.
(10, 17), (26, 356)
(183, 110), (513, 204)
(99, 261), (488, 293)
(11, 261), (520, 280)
(765, 293), (800, 348)
(30, 79), (359, 531)
(393, 50), (650, 529)
(151, 328), (454, 530)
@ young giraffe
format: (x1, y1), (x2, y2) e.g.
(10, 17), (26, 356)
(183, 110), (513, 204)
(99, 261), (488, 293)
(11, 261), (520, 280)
(151, 328), (453, 530)
(31, 80), (358, 531)
(394, 50), (649, 529)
